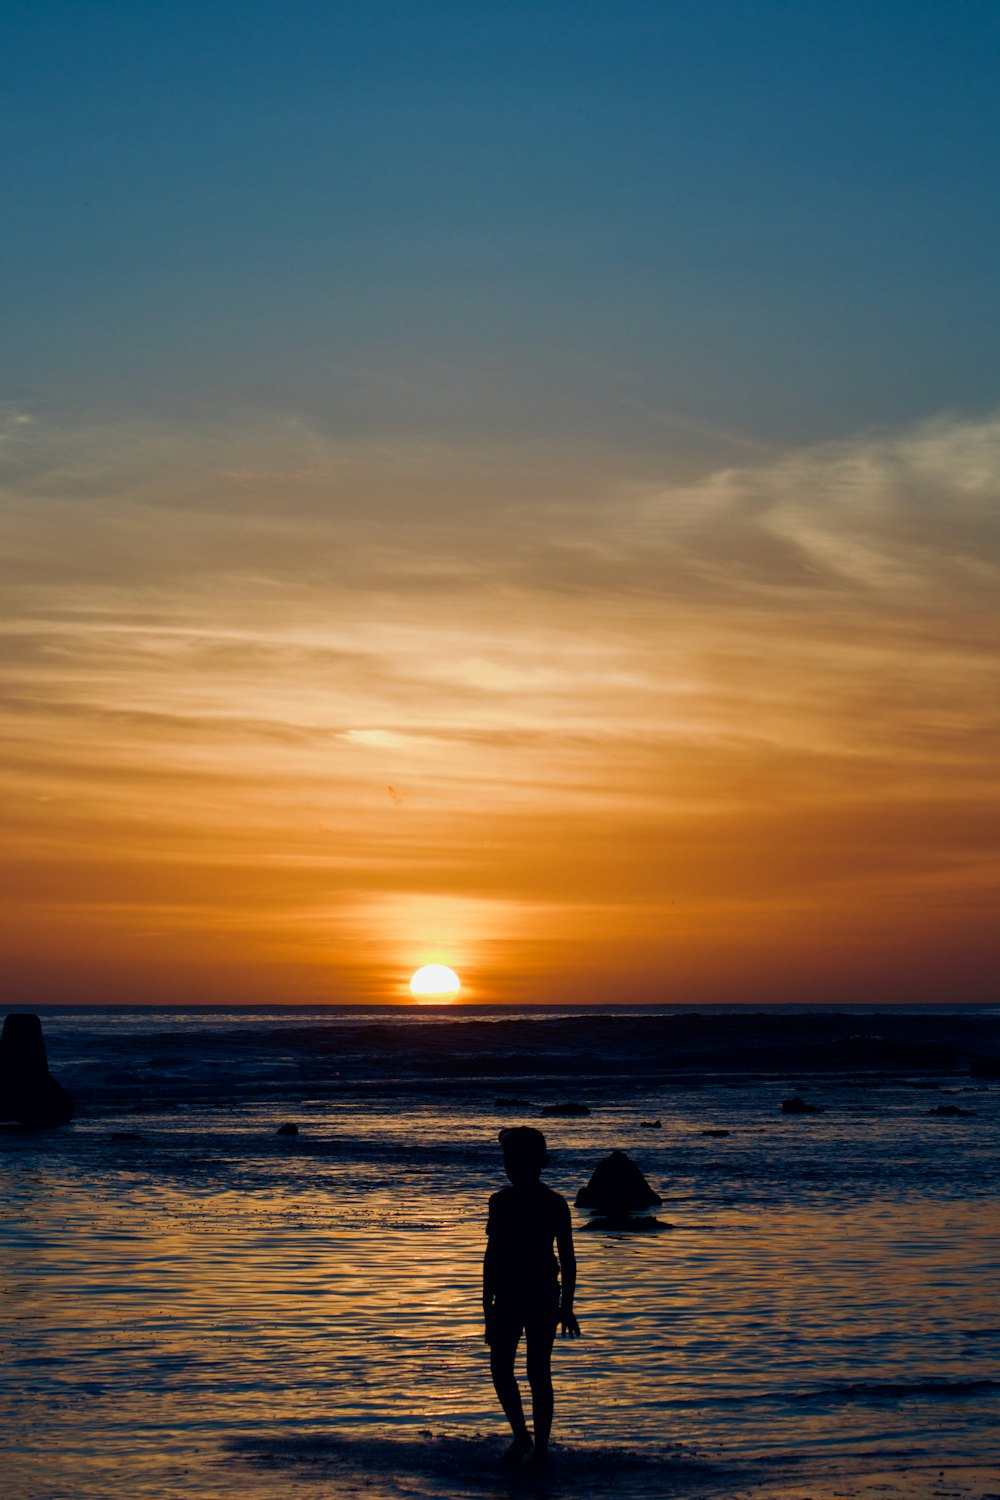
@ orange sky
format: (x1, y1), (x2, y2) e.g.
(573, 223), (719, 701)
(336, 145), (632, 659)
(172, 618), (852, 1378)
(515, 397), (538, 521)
(2, 407), (998, 1004)
(6, 7), (1000, 1008)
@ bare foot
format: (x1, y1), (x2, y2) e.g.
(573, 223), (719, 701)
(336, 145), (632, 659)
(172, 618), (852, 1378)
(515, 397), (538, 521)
(500, 1433), (533, 1468)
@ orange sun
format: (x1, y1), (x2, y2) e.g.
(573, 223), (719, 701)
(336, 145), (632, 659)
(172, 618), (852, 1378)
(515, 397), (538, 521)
(409, 964), (461, 1003)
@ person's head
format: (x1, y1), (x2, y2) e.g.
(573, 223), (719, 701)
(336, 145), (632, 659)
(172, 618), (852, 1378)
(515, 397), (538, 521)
(499, 1126), (548, 1184)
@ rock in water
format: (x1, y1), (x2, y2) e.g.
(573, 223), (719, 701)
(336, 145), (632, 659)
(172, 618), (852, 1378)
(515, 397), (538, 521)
(575, 1149), (662, 1212)
(581, 1214), (671, 1233)
(781, 1095), (824, 1114)
(0, 1014), (75, 1126)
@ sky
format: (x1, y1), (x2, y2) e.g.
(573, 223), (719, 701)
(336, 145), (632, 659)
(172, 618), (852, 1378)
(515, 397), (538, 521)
(2, 1), (999, 1005)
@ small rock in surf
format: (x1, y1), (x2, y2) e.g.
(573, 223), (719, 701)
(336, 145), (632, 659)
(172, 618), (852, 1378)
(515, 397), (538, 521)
(575, 1149), (662, 1212)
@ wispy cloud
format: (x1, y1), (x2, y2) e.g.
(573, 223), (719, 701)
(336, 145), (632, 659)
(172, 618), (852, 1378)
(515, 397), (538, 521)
(2, 405), (998, 1001)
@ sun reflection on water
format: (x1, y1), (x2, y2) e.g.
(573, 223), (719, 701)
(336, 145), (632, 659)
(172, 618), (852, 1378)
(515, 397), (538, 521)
(2, 1085), (998, 1499)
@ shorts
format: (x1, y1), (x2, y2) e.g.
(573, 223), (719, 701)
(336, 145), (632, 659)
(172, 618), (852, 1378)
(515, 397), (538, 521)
(487, 1287), (560, 1345)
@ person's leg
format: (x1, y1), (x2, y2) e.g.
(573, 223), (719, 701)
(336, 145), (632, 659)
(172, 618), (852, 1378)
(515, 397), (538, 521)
(490, 1320), (532, 1464)
(524, 1315), (557, 1462)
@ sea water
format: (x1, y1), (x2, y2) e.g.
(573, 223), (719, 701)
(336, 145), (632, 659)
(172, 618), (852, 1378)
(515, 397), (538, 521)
(2, 1005), (998, 1499)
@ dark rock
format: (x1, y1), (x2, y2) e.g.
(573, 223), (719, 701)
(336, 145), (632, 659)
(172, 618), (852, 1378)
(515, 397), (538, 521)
(701, 1129), (730, 1137)
(639, 1119), (662, 1129)
(781, 1095), (824, 1114)
(575, 1149), (662, 1213)
(541, 1102), (590, 1117)
(581, 1214), (671, 1233)
(927, 1104), (975, 1117)
(0, 1014), (75, 1126)
(276, 1122), (299, 1136)
(495, 1097), (532, 1107)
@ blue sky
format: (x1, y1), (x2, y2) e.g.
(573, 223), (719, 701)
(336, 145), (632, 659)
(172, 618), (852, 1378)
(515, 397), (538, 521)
(6, 1), (1000, 447)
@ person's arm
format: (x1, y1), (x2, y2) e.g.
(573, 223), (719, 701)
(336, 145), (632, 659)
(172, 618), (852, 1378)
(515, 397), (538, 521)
(483, 1200), (498, 1344)
(555, 1199), (580, 1338)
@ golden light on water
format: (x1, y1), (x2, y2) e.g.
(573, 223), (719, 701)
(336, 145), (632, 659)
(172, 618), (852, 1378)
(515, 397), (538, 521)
(409, 964), (462, 1002)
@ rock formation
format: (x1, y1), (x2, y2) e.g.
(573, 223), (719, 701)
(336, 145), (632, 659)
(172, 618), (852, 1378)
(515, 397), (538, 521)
(575, 1149), (662, 1213)
(0, 1013), (75, 1126)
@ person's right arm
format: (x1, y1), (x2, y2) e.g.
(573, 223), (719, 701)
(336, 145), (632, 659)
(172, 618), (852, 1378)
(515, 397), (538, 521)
(483, 1198), (498, 1344)
(556, 1199), (580, 1338)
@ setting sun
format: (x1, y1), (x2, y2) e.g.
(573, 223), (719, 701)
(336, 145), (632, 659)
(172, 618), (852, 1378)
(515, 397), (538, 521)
(409, 964), (462, 1002)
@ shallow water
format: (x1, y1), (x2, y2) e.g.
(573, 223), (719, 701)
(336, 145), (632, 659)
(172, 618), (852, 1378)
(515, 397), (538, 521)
(2, 1006), (999, 1499)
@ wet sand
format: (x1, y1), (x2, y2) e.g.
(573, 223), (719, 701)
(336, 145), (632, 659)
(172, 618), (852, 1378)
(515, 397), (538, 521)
(728, 1463), (1000, 1500)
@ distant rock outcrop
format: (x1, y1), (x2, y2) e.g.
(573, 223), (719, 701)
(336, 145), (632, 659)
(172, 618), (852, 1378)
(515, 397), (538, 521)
(781, 1095), (824, 1114)
(927, 1104), (975, 1117)
(276, 1122), (299, 1136)
(575, 1149), (662, 1213)
(541, 1101), (590, 1117)
(0, 1014), (75, 1127)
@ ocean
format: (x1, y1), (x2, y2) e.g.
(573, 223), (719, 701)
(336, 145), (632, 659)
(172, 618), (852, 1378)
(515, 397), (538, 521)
(2, 1004), (999, 1500)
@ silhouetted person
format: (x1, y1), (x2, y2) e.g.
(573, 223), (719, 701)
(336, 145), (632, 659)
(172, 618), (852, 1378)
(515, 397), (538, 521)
(483, 1126), (580, 1468)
